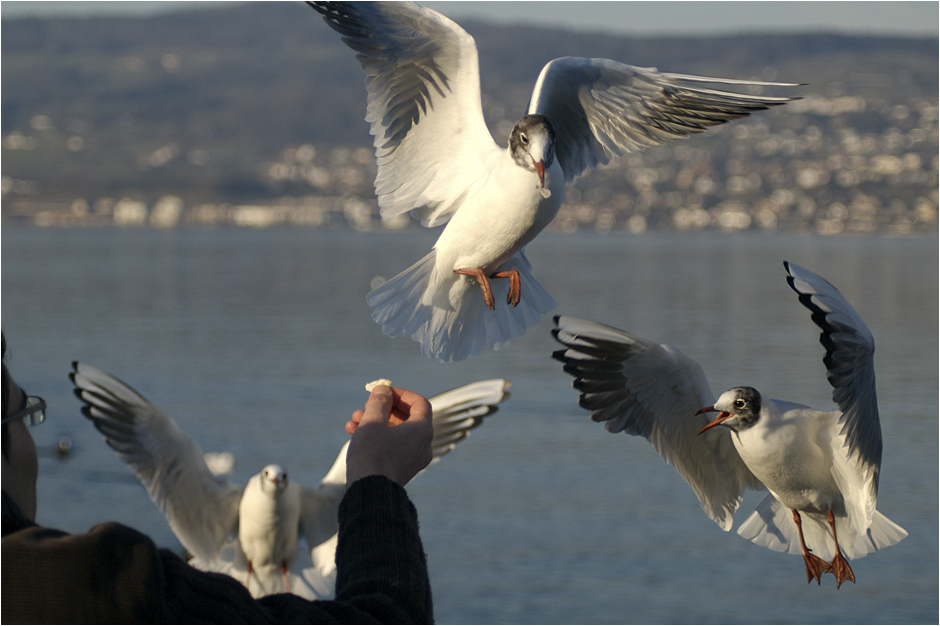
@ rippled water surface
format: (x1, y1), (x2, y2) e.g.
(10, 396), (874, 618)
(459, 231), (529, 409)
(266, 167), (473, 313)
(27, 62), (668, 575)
(2, 227), (937, 623)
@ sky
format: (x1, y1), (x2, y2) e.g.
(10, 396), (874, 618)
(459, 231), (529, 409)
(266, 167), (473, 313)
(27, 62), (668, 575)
(1, 1), (937, 37)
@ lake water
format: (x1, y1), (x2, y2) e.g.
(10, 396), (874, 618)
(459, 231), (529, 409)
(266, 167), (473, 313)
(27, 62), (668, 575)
(2, 227), (937, 624)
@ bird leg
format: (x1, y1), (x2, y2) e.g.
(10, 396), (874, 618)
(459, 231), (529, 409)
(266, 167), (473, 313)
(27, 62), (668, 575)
(281, 560), (292, 593)
(490, 269), (521, 307)
(246, 560), (253, 589)
(455, 268), (495, 310)
(826, 510), (856, 588)
(792, 510), (830, 585)
(455, 267), (522, 309)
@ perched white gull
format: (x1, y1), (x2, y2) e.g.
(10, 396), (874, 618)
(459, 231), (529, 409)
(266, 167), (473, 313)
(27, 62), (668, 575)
(307, 1), (799, 362)
(552, 261), (906, 587)
(71, 362), (510, 598)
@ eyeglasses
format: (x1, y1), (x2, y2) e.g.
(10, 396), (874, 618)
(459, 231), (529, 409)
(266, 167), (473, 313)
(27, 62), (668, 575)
(2, 395), (46, 427)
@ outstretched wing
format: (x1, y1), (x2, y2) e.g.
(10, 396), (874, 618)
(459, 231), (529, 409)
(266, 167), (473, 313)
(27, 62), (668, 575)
(552, 316), (762, 530)
(427, 378), (511, 465)
(71, 362), (243, 562)
(299, 441), (349, 554)
(528, 57), (799, 182)
(784, 261), (881, 533)
(308, 1), (500, 227)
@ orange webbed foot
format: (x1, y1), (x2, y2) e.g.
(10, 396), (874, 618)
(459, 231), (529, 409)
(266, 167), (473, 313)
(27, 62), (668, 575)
(802, 551), (831, 585)
(828, 552), (855, 588)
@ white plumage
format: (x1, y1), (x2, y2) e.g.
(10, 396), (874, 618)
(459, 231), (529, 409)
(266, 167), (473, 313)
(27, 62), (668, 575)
(72, 362), (510, 598)
(236, 465), (301, 594)
(309, 1), (799, 362)
(552, 261), (906, 587)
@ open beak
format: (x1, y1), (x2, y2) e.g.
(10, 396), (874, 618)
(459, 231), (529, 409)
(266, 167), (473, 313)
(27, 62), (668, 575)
(696, 406), (733, 435)
(534, 159), (545, 188)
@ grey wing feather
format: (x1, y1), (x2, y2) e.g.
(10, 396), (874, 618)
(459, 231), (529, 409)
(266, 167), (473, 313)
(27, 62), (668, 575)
(308, 1), (496, 226)
(71, 362), (243, 561)
(552, 315), (762, 531)
(528, 57), (799, 182)
(784, 261), (881, 490)
(427, 378), (511, 464)
(308, 1), (452, 152)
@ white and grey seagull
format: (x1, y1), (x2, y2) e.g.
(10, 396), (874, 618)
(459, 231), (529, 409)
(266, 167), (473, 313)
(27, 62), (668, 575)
(552, 261), (907, 587)
(307, 1), (800, 362)
(71, 362), (510, 599)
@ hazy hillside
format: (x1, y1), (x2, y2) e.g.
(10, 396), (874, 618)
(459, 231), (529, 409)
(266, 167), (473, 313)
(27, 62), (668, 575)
(2, 2), (937, 233)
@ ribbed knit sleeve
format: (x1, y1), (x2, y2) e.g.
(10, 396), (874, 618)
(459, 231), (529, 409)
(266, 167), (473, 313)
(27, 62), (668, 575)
(333, 475), (434, 624)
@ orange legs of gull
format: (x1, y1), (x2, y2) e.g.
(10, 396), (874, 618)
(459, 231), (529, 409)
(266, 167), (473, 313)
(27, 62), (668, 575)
(455, 269), (494, 309)
(792, 510), (830, 585)
(491, 270), (521, 306)
(455, 268), (521, 310)
(281, 560), (292, 593)
(827, 510), (856, 589)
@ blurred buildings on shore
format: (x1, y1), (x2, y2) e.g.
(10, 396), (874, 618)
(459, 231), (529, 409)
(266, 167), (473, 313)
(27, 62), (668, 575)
(3, 92), (937, 235)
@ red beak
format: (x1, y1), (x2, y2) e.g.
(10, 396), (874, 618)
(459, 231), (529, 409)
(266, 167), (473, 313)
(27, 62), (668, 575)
(534, 160), (545, 188)
(696, 406), (734, 435)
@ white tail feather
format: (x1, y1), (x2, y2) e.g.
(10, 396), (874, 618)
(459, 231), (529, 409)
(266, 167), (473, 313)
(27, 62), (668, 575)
(737, 494), (907, 561)
(368, 249), (554, 362)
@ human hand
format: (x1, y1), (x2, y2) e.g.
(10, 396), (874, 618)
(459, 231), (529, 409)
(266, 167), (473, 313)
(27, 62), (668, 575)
(345, 385), (433, 486)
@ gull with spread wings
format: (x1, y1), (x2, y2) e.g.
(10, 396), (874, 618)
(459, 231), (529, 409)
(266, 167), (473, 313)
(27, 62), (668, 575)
(308, 1), (800, 362)
(552, 262), (906, 587)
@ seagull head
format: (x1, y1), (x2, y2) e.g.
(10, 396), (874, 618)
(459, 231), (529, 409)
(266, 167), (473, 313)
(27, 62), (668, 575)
(509, 114), (556, 189)
(696, 386), (762, 434)
(259, 464), (289, 496)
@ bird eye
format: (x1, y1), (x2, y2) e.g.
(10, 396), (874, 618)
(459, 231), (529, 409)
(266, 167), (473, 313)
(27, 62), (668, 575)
(734, 399), (746, 409)
(520, 133), (528, 144)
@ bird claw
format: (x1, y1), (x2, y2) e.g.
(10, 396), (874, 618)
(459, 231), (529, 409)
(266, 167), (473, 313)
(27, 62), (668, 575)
(828, 553), (855, 588)
(802, 551), (831, 585)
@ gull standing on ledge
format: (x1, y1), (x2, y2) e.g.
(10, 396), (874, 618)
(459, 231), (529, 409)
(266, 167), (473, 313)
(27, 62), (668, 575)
(308, 1), (800, 362)
(552, 262), (906, 587)
(72, 362), (510, 599)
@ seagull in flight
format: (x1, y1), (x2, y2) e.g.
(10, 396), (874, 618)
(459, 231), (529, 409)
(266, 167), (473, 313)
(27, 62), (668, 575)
(307, 1), (799, 362)
(552, 262), (907, 587)
(72, 362), (510, 598)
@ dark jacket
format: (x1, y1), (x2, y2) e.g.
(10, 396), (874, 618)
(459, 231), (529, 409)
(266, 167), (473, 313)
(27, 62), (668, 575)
(1, 476), (433, 624)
